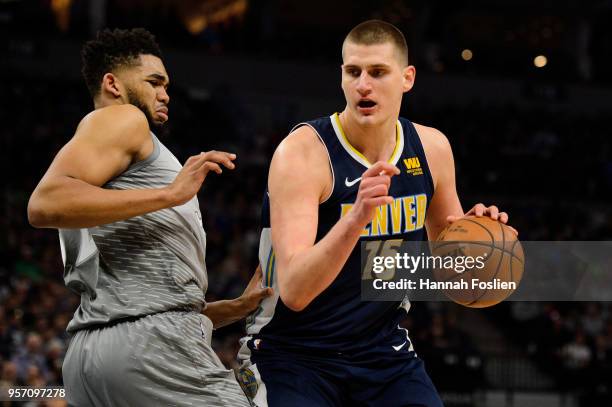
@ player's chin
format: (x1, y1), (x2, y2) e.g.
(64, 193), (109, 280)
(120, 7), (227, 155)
(150, 118), (168, 130)
(151, 117), (167, 128)
(354, 109), (380, 125)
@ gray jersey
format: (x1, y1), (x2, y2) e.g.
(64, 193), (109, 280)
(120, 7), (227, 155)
(60, 134), (208, 332)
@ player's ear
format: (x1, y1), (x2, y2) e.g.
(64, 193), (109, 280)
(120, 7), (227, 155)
(101, 73), (122, 99)
(402, 65), (416, 93)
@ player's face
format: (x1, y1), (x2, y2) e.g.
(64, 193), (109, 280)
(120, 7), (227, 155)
(121, 54), (170, 130)
(341, 41), (415, 127)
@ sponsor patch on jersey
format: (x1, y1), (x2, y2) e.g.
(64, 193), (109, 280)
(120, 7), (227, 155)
(403, 157), (423, 176)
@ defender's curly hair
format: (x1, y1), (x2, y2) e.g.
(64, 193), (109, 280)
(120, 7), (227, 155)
(81, 28), (163, 98)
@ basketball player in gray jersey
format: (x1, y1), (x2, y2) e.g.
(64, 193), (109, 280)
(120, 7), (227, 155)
(27, 28), (269, 406)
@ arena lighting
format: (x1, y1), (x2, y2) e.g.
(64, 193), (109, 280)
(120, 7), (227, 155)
(461, 49), (473, 61)
(534, 55), (548, 68)
(178, 0), (248, 34)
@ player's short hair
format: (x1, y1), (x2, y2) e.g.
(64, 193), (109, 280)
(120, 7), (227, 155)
(81, 28), (163, 98)
(343, 20), (409, 66)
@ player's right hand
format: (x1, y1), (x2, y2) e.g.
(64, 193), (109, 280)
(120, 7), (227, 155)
(166, 150), (236, 206)
(349, 161), (400, 227)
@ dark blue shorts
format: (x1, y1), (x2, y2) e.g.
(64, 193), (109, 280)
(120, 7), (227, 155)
(242, 340), (444, 407)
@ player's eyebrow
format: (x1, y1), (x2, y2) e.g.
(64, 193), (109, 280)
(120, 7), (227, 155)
(146, 73), (169, 86)
(367, 64), (391, 69)
(343, 63), (391, 70)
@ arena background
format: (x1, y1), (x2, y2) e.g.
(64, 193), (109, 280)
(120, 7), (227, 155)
(1, 1), (611, 406)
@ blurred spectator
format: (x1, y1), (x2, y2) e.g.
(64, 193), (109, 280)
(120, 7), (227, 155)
(562, 331), (592, 371)
(0, 361), (18, 387)
(11, 333), (49, 383)
(0, 319), (14, 360)
(582, 303), (605, 337)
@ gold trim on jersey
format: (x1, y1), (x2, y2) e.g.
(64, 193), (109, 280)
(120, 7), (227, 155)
(265, 249), (275, 287)
(331, 113), (404, 168)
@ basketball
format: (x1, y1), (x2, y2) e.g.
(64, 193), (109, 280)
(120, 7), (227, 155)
(430, 216), (524, 308)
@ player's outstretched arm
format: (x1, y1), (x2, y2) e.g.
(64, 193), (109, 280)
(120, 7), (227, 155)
(28, 104), (235, 229)
(270, 127), (399, 311)
(203, 265), (273, 329)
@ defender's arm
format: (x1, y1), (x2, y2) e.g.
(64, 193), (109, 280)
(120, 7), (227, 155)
(203, 266), (273, 329)
(28, 104), (233, 228)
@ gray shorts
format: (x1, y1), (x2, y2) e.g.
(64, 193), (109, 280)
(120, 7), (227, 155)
(63, 311), (250, 407)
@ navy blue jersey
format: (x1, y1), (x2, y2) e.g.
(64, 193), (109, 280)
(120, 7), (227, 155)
(245, 113), (434, 356)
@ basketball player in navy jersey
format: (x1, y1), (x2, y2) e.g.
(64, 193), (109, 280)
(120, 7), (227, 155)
(238, 20), (515, 406)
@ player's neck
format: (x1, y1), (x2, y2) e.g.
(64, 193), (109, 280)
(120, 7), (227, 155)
(338, 111), (398, 164)
(94, 96), (125, 110)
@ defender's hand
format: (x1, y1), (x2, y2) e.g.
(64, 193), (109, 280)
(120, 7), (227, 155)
(166, 150), (236, 206)
(239, 265), (273, 314)
(348, 161), (400, 228)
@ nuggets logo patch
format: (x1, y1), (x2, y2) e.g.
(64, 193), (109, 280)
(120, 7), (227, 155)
(403, 157), (423, 176)
(236, 367), (258, 400)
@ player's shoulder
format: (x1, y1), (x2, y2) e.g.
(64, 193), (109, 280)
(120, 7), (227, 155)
(411, 121), (452, 159)
(274, 123), (328, 165)
(75, 104), (151, 150)
(79, 104), (148, 133)
(269, 121), (332, 198)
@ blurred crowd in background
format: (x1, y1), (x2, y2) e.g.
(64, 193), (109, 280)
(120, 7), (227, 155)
(1, 0), (611, 406)
(3, 0), (612, 84)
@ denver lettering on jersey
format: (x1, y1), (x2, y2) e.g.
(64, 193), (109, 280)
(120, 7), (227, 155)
(340, 193), (427, 237)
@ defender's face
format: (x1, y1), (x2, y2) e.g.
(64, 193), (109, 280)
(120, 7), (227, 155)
(341, 42), (414, 126)
(120, 54), (170, 128)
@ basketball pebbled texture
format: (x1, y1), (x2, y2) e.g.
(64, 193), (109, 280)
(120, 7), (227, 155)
(431, 216), (524, 308)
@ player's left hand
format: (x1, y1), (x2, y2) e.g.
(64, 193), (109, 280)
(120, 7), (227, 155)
(238, 265), (273, 313)
(446, 203), (518, 235)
